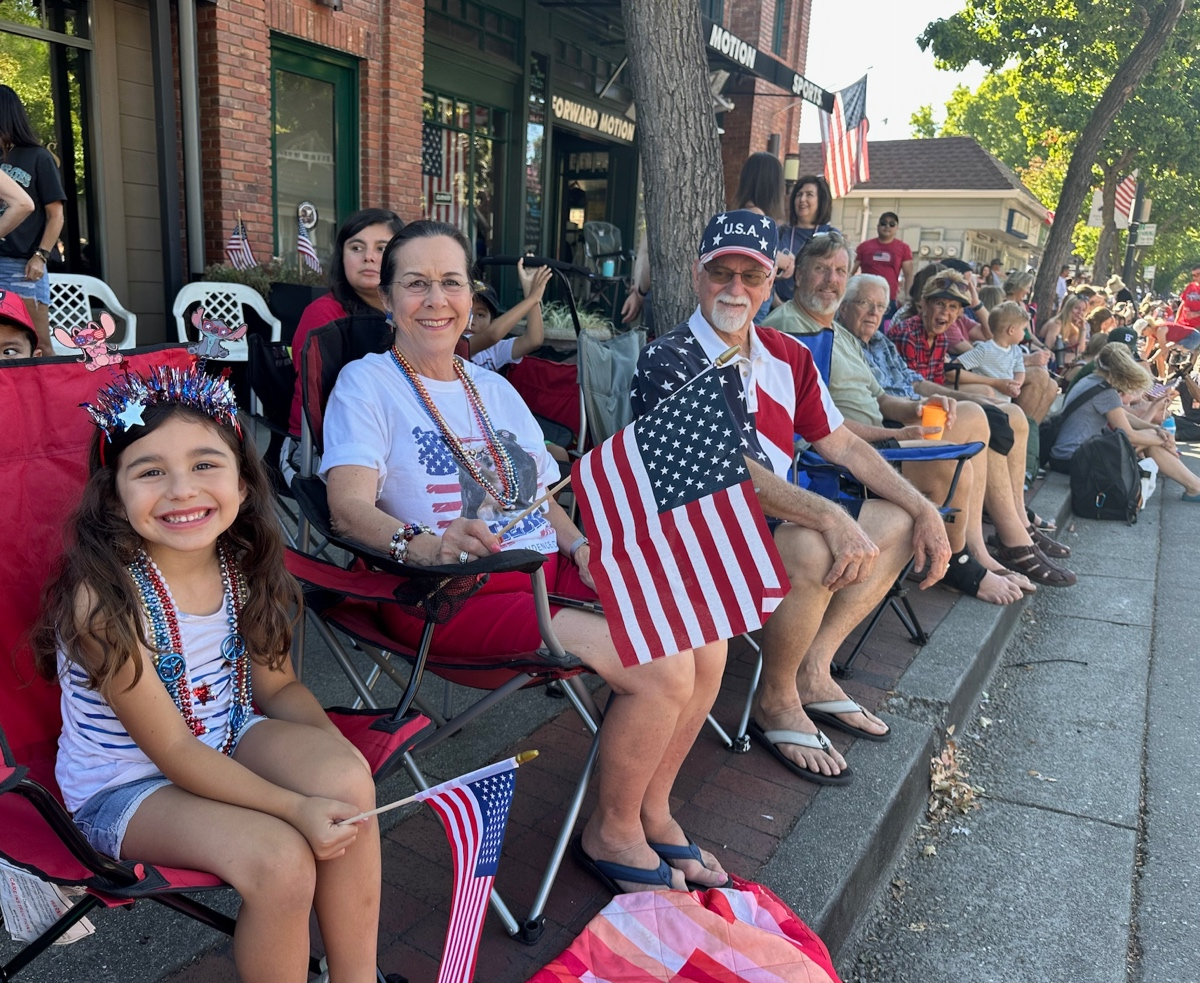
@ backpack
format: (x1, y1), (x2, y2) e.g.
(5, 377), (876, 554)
(1069, 428), (1142, 523)
(1038, 380), (1112, 468)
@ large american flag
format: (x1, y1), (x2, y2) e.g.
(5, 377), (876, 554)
(297, 215), (322, 273)
(421, 122), (467, 233)
(820, 75), (870, 199)
(573, 370), (789, 668)
(224, 216), (256, 271)
(417, 757), (519, 983)
(1114, 171), (1139, 225)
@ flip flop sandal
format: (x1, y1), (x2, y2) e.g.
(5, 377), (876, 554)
(1025, 507), (1057, 531)
(648, 839), (729, 890)
(803, 699), (891, 742)
(747, 721), (853, 786)
(991, 542), (1076, 587)
(570, 835), (677, 895)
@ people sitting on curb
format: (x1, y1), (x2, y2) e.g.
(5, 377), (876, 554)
(1047, 342), (1200, 502)
(633, 212), (952, 787)
(884, 270), (1076, 587)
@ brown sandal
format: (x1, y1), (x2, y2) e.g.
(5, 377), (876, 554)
(991, 542), (1077, 587)
(988, 527), (1071, 559)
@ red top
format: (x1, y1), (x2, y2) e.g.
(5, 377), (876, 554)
(1178, 279), (1200, 329)
(289, 293), (349, 436)
(855, 237), (912, 300)
(886, 313), (948, 385)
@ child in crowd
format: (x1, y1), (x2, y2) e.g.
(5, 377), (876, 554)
(953, 300), (1028, 401)
(34, 365), (381, 983)
(467, 256), (552, 373)
(0, 288), (42, 358)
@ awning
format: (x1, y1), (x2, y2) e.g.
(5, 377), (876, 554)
(702, 18), (833, 111)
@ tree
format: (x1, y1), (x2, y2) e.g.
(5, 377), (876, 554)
(620, 1), (724, 329)
(910, 104), (937, 139)
(922, 0), (1188, 321)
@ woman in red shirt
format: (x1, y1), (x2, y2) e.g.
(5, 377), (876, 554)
(288, 208), (405, 436)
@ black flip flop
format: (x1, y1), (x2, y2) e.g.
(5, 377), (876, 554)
(747, 721), (853, 786)
(570, 835), (677, 894)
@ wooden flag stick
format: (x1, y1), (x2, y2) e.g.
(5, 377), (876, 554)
(337, 750), (539, 825)
(496, 475), (571, 539)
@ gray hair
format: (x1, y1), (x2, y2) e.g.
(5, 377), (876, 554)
(843, 273), (890, 305)
(1003, 271), (1035, 296)
(794, 230), (852, 276)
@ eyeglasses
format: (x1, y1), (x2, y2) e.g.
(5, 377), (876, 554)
(392, 276), (471, 297)
(703, 263), (770, 287)
(878, 220), (897, 228)
(848, 299), (888, 314)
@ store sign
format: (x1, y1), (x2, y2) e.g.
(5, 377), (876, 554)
(551, 94), (637, 143)
(702, 18), (832, 110)
(1006, 208), (1035, 241)
(1144, 265), (1157, 281)
(708, 24), (757, 71)
(1136, 223), (1157, 247)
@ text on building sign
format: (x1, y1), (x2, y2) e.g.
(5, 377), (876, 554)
(551, 96), (636, 143)
(708, 24), (757, 71)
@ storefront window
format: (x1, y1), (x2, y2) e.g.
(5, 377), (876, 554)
(421, 89), (506, 260)
(0, 0), (97, 274)
(523, 53), (547, 254)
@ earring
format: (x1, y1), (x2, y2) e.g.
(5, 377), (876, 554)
(468, 311), (474, 330)
(385, 310), (394, 327)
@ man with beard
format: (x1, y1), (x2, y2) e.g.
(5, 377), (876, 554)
(887, 270), (1075, 586)
(630, 210), (951, 787)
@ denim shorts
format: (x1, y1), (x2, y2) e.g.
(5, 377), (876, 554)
(72, 774), (172, 860)
(0, 255), (49, 306)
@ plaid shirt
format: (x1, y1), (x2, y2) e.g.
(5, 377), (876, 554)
(861, 331), (925, 398)
(886, 314), (947, 385)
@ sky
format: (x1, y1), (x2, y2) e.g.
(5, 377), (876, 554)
(796, 0), (987, 145)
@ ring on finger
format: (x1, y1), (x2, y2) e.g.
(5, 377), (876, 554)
(458, 550), (469, 564)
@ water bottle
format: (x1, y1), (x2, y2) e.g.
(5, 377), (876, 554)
(1163, 415), (1176, 438)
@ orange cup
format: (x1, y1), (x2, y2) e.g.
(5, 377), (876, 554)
(920, 402), (947, 440)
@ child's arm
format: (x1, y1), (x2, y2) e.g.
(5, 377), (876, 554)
(467, 258), (547, 357)
(511, 260), (552, 359)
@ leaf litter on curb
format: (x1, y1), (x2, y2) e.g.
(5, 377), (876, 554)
(928, 739), (983, 824)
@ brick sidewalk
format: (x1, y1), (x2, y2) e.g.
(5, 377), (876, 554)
(168, 581), (956, 983)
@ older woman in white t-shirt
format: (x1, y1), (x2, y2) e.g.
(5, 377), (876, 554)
(320, 221), (729, 894)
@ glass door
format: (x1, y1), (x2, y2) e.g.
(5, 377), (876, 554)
(271, 38), (358, 270)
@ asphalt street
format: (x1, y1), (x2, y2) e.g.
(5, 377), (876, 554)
(841, 446), (1200, 983)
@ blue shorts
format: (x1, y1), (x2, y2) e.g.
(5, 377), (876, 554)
(72, 774), (171, 860)
(0, 256), (49, 306)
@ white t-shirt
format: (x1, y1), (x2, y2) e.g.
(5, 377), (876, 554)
(470, 337), (520, 374)
(320, 352), (558, 554)
(956, 339), (1025, 380)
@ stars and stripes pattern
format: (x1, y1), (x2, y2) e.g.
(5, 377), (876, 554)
(224, 217), (256, 271)
(573, 368), (789, 668)
(697, 209), (778, 268)
(1114, 171), (1138, 225)
(421, 122), (467, 232)
(297, 216), (322, 273)
(415, 758), (519, 983)
(820, 75), (870, 199)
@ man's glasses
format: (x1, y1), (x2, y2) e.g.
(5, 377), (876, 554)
(392, 277), (471, 297)
(878, 220), (897, 228)
(848, 299), (888, 314)
(703, 263), (770, 287)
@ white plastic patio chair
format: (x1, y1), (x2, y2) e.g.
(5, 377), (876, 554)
(47, 274), (139, 355)
(171, 282), (281, 362)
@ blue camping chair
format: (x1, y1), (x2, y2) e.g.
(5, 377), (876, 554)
(705, 327), (984, 752)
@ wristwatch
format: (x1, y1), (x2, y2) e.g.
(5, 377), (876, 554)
(33, 248), (51, 263)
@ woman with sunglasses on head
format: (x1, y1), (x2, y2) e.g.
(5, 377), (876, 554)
(321, 221), (730, 896)
(850, 212), (913, 320)
(775, 175), (837, 307)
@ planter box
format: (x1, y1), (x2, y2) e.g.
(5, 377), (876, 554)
(269, 283), (329, 347)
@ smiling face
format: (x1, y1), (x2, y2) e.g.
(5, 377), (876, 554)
(342, 221), (396, 304)
(795, 245), (851, 319)
(921, 297), (964, 336)
(793, 181), (819, 226)
(693, 253), (773, 338)
(383, 235), (473, 361)
(115, 414), (246, 565)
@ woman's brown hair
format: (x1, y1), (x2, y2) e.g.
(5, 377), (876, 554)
(32, 403), (301, 694)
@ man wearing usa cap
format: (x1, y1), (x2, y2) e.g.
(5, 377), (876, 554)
(631, 209), (950, 786)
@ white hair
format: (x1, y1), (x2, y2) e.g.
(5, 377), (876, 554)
(843, 274), (890, 305)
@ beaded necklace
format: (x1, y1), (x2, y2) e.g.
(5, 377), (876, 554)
(388, 344), (521, 510)
(127, 544), (252, 754)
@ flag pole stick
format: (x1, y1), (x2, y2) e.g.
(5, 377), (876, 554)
(496, 474), (571, 539)
(338, 750), (539, 825)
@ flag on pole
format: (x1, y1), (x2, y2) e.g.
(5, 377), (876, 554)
(416, 757), (520, 983)
(297, 216), (322, 273)
(421, 122), (467, 231)
(1114, 171), (1139, 225)
(819, 76), (870, 199)
(572, 370), (790, 668)
(224, 216), (256, 271)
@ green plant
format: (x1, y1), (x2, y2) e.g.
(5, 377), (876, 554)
(200, 259), (325, 301)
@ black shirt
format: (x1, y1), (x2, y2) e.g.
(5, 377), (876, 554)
(0, 145), (66, 260)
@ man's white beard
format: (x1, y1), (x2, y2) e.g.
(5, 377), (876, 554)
(798, 286), (840, 317)
(709, 292), (752, 333)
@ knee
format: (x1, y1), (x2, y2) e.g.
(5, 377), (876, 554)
(776, 526), (834, 587)
(315, 747), (377, 814)
(610, 647), (696, 705)
(237, 827), (317, 910)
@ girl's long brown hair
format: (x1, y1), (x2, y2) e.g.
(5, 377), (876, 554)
(32, 404), (301, 695)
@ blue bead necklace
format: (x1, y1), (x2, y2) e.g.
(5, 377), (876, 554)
(127, 543), (252, 753)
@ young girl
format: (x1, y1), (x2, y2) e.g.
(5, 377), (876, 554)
(34, 365), (381, 983)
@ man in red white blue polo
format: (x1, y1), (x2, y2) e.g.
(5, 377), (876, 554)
(631, 210), (949, 787)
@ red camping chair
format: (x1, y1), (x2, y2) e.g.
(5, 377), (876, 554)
(0, 348), (431, 980)
(288, 317), (606, 944)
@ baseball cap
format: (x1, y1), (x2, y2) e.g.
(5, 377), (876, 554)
(0, 289), (36, 348)
(471, 281), (501, 317)
(698, 209), (778, 270)
(1105, 325), (1140, 357)
(921, 271), (971, 306)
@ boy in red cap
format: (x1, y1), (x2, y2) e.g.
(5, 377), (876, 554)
(0, 288), (42, 359)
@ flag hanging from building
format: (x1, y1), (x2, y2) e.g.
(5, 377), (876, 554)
(1114, 171), (1139, 225)
(421, 122), (466, 231)
(224, 217), (256, 271)
(572, 369), (790, 668)
(416, 757), (520, 983)
(819, 75), (870, 199)
(297, 216), (322, 273)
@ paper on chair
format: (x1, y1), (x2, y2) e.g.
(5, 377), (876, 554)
(0, 859), (96, 945)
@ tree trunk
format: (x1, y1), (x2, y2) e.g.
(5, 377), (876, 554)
(1091, 151), (1133, 284)
(1032, 0), (1186, 323)
(620, 0), (725, 330)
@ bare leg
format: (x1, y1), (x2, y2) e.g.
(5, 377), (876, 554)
(1144, 443), (1200, 494)
(20, 297), (53, 355)
(1016, 365), (1059, 423)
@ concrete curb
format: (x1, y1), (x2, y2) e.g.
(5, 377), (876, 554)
(768, 472), (1074, 962)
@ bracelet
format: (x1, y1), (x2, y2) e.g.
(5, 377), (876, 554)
(388, 522), (433, 563)
(32, 249), (49, 263)
(969, 303), (983, 311)
(567, 535), (589, 559)
(636, 285), (648, 297)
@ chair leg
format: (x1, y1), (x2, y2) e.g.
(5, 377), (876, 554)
(834, 561), (922, 678)
(706, 633), (760, 753)
(2, 894), (102, 980)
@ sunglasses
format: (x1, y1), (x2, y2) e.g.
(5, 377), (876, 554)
(703, 262), (770, 287)
(878, 220), (897, 228)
